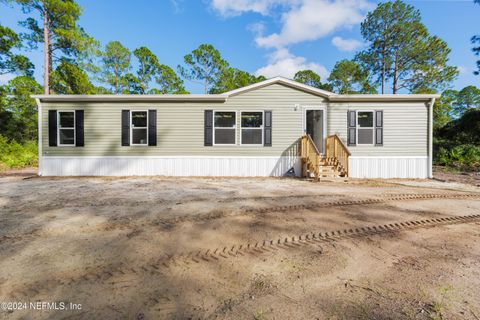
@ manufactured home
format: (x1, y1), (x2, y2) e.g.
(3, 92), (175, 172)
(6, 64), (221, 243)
(33, 77), (439, 179)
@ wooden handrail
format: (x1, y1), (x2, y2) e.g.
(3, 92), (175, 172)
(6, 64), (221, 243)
(300, 134), (322, 179)
(325, 134), (350, 177)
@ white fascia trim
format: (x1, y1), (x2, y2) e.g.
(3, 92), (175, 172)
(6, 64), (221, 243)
(349, 156), (428, 159)
(32, 94), (228, 103)
(224, 76), (334, 98)
(329, 94), (440, 102)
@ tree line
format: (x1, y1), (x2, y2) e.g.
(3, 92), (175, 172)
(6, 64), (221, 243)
(0, 0), (479, 169)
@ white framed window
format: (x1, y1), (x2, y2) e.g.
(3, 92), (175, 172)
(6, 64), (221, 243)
(131, 110), (148, 146)
(213, 111), (236, 145)
(240, 111), (263, 145)
(57, 111), (75, 146)
(356, 110), (375, 145)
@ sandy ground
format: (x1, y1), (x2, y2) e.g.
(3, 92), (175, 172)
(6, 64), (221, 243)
(0, 173), (479, 320)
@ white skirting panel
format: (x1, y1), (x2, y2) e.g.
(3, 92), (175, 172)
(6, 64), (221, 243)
(349, 156), (428, 179)
(40, 156), (302, 177)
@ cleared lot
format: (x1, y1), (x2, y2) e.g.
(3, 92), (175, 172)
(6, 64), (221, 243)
(0, 174), (480, 319)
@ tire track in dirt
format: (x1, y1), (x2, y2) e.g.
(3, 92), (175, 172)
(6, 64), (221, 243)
(1, 192), (479, 242)
(4, 213), (480, 301)
(95, 192), (480, 232)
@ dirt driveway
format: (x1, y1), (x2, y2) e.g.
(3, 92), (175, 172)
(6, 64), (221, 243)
(0, 174), (479, 320)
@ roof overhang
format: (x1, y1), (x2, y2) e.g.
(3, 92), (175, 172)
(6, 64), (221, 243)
(32, 77), (440, 103)
(31, 94), (228, 103)
(329, 94), (440, 102)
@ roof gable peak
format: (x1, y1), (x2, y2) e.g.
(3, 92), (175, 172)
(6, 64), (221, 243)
(223, 76), (334, 98)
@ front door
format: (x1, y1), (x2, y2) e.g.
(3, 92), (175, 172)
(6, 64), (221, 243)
(305, 110), (324, 153)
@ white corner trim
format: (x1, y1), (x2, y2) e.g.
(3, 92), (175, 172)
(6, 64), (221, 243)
(35, 98), (42, 176)
(428, 98), (435, 179)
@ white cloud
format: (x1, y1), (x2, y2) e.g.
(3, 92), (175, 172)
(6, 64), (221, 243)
(0, 74), (15, 85)
(331, 36), (363, 51)
(247, 21), (267, 36)
(209, 0), (371, 83)
(255, 0), (373, 48)
(210, 0), (297, 16)
(170, 0), (184, 13)
(255, 48), (329, 79)
(457, 65), (470, 75)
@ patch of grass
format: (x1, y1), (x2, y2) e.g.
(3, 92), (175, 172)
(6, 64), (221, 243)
(429, 285), (454, 320)
(0, 135), (38, 171)
(253, 309), (269, 320)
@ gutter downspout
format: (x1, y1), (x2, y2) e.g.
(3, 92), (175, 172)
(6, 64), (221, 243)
(35, 98), (42, 176)
(428, 98), (435, 179)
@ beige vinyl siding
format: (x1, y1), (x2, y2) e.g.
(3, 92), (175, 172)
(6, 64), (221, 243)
(41, 84), (325, 156)
(328, 102), (428, 156)
(41, 84), (428, 158)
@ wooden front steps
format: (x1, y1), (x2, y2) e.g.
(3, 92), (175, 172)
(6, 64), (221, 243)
(300, 134), (351, 181)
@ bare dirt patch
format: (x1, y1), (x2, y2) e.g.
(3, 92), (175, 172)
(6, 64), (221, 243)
(433, 166), (480, 187)
(0, 175), (479, 319)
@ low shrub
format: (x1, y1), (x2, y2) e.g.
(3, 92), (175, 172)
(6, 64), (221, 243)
(435, 144), (480, 171)
(0, 135), (38, 171)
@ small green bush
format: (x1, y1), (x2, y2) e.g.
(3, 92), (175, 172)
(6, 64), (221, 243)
(0, 135), (38, 171)
(435, 144), (480, 170)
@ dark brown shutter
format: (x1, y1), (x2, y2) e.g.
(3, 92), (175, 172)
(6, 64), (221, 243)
(375, 110), (383, 146)
(204, 110), (213, 146)
(48, 110), (57, 147)
(121, 110), (130, 146)
(264, 110), (272, 147)
(75, 110), (84, 147)
(148, 109), (157, 146)
(347, 110), (356, 146)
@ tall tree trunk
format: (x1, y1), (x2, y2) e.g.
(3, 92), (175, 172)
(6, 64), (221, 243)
(43, 7), (50, 95)
(393, 54), (398, 94)
(381, 45), (386, 94)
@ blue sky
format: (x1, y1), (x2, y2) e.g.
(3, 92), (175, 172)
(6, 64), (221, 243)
(1, 0), (479, 93)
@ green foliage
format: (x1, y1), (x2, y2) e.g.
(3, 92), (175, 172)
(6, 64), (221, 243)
(471, 36), (479, 75)
(99, 41), (131, 93)
(294, 70), (333, 91)
(210, 67), (264, 94)
(133, 46), (159, 93)
(14, 0), (97, 58)
(452, 86), (480, 115)
(432, 90), (455, 130)
(7, 0), (99, 93)
(431, 85), (480, 131)
(436, 144), (480, 169)
(51, 59), (94, 94)
(434, 109), (480, 169)
(122, 73), (143, 94)
(0, 134), (37, 170)
(358, 0), (457, 93)
(328, 60), (376, 94)
(178, 44), (228, 93)
(0, 24), (34, 75)
(0, 76), (42, 142)
(153, 64), (188, 94)
(474, 1), (480, 75)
